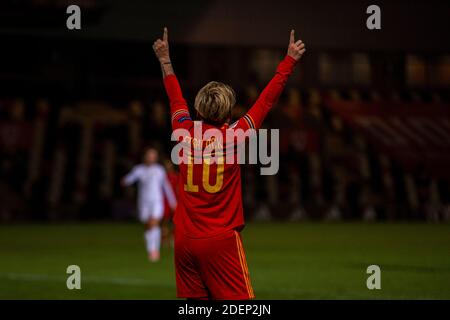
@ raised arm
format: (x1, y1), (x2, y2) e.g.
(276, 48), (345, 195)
(121, 166), (141, 187)
(234, 30), (306, 130)
(153, 27), (192, 131)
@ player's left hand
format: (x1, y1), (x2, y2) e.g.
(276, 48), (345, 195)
(153, 27), (170, 64)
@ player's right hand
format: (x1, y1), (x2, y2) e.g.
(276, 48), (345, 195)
(153, 27), (170, 64)
(287, 30), (306, 61)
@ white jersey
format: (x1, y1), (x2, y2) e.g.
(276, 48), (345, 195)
(123, 163), (177, 216)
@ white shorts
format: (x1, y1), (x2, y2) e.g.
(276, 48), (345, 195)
(138, 201), (164, 223)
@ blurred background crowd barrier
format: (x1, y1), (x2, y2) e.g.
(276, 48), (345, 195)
(0, 0), (449, 222)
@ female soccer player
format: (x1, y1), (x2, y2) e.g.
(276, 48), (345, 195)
(153, 28), (305, 299)
(122, 147), (177, 262)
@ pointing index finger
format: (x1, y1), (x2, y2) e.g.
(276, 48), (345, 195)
(290, 29), (295, 44)
(163, 27), (168, 42)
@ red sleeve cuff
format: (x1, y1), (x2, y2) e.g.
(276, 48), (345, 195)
(163, 74), (177, 84)
(284, 55), (298, 66)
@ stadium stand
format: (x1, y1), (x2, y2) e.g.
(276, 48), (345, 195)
(1, 85), (449, 222)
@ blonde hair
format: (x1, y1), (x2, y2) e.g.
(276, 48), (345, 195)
(194, 81), (236, 125)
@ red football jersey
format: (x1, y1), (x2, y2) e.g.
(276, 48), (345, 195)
(164, 55), (297, 238)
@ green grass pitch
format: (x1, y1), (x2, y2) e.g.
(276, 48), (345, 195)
(0, 222), (449, 299)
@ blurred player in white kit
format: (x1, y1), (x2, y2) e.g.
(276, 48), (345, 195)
(122, 147), (177, 262)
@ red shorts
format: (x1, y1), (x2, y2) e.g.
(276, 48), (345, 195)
(174, 229), (255, 300)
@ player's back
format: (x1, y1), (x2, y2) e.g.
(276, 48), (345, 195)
(174, 121), (245, 238)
